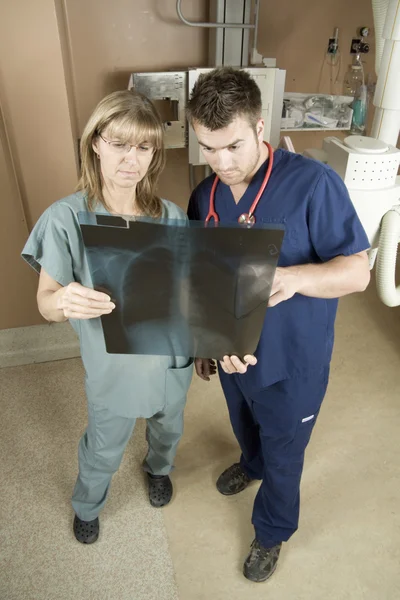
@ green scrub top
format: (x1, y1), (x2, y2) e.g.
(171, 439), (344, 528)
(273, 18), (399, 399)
(22, 192), (193, 418)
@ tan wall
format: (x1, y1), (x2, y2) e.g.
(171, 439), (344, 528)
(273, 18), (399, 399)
(0, 0), (79, 328)
(0, 106), (39, 329)
(1, 0), (378, 330)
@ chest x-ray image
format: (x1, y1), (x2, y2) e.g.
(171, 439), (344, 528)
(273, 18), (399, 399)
(79, 212), (284, 359)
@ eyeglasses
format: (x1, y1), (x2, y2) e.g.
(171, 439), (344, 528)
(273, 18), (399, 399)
(98, 133), (154, 155)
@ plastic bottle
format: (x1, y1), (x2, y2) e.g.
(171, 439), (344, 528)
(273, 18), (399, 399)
(343, 64), (367, 135)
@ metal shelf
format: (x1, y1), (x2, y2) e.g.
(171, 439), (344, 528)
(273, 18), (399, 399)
(280, 127), (350, 132)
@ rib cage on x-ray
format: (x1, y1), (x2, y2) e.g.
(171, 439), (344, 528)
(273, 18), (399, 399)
(79, 213), (284, 359)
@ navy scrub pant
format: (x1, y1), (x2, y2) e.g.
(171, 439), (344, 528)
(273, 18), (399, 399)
(219, 367), (329, 548)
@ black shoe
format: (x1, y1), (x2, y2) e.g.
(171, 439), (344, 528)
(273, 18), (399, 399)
(147, 473), (173, 507)
(243, 539), (282, 582)
(216, 462), (253, 496)
(73, 515), (99, 544)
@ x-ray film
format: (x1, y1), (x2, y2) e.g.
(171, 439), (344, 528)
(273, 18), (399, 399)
(78, 212), (284, 359)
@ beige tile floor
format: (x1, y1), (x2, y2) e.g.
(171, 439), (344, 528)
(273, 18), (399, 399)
(164, 282), (400, 599)
(1, 281), (399, 599)
(0, 358), (178, 600)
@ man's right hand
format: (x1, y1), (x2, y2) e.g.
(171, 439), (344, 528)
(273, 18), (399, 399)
(195, 358), (217, 381)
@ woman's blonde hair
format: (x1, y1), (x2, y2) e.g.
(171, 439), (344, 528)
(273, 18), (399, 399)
(77, 90), (165, 217)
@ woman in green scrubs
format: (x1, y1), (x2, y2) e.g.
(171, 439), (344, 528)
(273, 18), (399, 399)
(22, 90), (193, 544)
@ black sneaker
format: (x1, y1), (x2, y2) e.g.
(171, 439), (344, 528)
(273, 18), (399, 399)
(147, 473), (173, 507)
(243, 539), (282, 582)
(73, 515), (99, 544)
(216, 462), (253, 495)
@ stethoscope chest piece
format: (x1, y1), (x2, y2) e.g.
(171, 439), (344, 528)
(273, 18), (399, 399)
(238, 213), (256, 226)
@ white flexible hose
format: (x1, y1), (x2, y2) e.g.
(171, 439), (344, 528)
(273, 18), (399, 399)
(376, 208), (400, 307)
(372, 0), (390, 75)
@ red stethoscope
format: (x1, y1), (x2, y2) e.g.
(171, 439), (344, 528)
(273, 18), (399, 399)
(205, 142), (274, 227)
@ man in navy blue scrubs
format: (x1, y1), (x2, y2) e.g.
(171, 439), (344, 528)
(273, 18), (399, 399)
(186, 67), (371, 583)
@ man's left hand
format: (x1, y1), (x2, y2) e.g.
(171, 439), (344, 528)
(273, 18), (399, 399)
(219, 354), (257, 375)
(268, 253), (370, 306)
(268, 267), (300, 307)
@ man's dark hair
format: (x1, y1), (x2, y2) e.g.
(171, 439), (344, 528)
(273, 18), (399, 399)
(186, 67), (262, 131)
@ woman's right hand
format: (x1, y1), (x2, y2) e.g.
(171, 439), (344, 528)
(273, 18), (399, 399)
(56, 282), (115, 320)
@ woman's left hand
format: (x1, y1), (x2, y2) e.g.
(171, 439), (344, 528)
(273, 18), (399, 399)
(195, 358), (217, 381)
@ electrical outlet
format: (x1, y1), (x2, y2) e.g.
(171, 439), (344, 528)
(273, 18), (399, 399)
(327, 38), (338, 54)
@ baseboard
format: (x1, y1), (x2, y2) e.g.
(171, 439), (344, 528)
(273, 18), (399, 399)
(0, 322), (80, 368)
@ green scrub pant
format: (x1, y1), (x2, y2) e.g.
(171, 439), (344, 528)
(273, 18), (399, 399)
(71, 399), (185, 521)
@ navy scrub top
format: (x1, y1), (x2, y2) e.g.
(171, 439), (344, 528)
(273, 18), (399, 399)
(187, 149), (370, 394)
